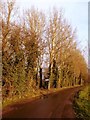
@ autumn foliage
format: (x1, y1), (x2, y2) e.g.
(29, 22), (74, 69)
(1, 0), (88, 101)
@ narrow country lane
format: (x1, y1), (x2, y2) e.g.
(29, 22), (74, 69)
(2, 86), (83, 118)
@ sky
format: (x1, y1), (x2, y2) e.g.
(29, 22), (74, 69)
(15, 0), (88, 64)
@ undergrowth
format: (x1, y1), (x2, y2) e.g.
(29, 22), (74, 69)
(73, 85), (90, 120)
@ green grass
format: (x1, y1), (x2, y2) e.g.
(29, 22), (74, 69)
(2, 89), (43, 108)
(2, 85), (81, 109)
(73, 85), (90, 120)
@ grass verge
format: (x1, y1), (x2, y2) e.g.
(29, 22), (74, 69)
(73, 85), (90, 120)
(2, 85), (81, 109)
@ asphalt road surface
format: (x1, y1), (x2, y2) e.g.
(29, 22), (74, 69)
(2, 86), (83, 118)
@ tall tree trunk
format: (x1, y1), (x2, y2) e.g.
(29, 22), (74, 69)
(35, 68), (38, 86)
(39, 67), (42, 88)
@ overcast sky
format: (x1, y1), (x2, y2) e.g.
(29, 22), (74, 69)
(15, 0), (88, 63)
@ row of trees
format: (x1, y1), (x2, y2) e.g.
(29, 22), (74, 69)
(1, 0), (88, 100)
(43, 9), (88, 89)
